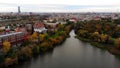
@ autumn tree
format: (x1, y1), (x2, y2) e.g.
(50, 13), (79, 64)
(49, 38), (58, 45)
(95, 24), (102, 33)
(56, 36), (64, 43)
(64, 25), (71, 34)
(30, 32), (39, 44)
(113, 26), (120, 37)
(59, 31), (67, 37)
(91, 32), (100, 42)
(107, 36), (114, 44)
(115, 38), (120, 49)
(100, 34), (108, 43)
(40, 41), (52, 52)
(3, 57), (18, 67)
(3, 41), (11, 53)
(20, 46), (32, 58)
(31, 32), (38, 39)
(78, 30), (89, 38)
(57, 23), (64, 30)
(39, 34), (45, 42)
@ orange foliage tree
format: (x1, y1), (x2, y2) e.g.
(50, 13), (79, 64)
(49, 38), (58, 45)
(56, 36), (64, 43)
(64, 25), (71, 34)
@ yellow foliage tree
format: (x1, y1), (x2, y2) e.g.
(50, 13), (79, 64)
(31, 32), (38, 39)
(39, 34), (45, 41)
(91, 32), (100, 42)
(100, 34), (107, 42)
(3, 41), (11, 53)
(115, 38), (120, 49)
(93, 32), (99, 36)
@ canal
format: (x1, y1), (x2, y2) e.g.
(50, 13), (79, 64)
(13, 30), (120, 68)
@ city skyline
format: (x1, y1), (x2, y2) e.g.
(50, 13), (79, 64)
(0, 0), (120, 12)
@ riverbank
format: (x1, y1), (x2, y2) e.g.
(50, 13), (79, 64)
(8, 29), (120, 68)
(74, 20), (120, 57)
(0, 23), (73, 67)
(75, 35), (120, 56)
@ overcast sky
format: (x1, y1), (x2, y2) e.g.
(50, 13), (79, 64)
(0, 0), (120, 12)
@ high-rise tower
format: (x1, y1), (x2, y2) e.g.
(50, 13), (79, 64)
(18, 6), (21, 13)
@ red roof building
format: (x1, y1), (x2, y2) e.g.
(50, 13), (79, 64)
(34, 22), (44, 29)
(69, 18), (77, 23)
(34, 22), (47, 33)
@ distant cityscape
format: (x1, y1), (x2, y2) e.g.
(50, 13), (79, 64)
(1, 5), (120, 68)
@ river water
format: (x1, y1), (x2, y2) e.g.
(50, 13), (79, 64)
(13, 30), (120, 68)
